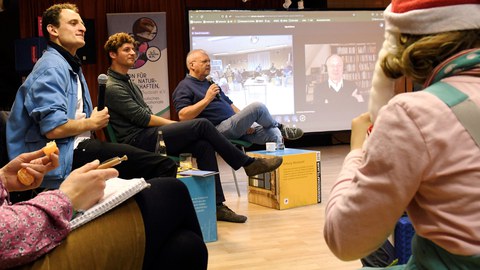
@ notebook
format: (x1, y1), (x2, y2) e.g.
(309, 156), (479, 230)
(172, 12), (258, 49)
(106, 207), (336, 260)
(69, 177), (150, 230)
(178, 169), (219, 177)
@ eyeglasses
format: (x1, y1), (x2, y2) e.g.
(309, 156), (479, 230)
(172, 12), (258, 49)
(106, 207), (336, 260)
(191, 60), (210, 64)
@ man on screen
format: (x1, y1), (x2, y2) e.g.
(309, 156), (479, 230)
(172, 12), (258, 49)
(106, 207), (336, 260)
(313, 54), (364, 105)
(311, 54), (365, 125)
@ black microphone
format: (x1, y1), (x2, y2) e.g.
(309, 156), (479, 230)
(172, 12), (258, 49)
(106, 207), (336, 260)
(97, 74), (108, 110)
(206, 75), (221, 99)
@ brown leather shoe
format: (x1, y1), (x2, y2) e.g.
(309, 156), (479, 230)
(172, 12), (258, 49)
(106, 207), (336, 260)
(217, 203), (247, 223)
(244, 156), (283, 177)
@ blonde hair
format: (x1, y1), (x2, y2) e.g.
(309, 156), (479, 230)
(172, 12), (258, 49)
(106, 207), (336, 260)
(381, 29), (480, 85)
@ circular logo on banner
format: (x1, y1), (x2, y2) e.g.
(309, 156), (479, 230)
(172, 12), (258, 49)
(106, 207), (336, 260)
(146, 46), (161, 62)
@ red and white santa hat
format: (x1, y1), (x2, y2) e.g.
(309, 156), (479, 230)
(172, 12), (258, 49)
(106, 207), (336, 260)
(368, 0), (480, 122)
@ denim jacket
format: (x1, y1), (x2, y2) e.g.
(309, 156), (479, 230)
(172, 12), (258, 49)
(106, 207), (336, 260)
(7, 46), (92, 188)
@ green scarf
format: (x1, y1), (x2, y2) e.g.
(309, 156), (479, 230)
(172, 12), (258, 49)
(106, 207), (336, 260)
(425, 48), (480, 87)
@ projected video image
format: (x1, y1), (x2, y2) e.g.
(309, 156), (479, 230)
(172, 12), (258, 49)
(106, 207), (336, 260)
(192, 35), (294, 115)
(302, 43), (377, 131)
(188, 10), (385, 132)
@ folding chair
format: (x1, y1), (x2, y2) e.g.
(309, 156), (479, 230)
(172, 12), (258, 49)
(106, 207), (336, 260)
(229, 139), (253, 197)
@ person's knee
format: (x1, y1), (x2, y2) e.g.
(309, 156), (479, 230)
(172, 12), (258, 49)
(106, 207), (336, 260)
(135, 178), (195, 228)
(248, 101), (266, 111)
(164, 158), (178, 177)
(164, 156), (177, 167)
(193, 118), (216, 130)
(149, 177), (187, 193)
(195, 118), (212, 126)
(247, 102), (271, 117)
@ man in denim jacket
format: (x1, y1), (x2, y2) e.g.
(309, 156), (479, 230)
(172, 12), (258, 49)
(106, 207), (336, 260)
(6, 3), (176, 189)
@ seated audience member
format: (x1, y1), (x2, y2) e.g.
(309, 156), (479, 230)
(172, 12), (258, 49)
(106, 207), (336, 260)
(0, 148), (207, 269)
(6, 3), (176, 190)
(172, 49), (304, 145)
(103, 32), (283, 223)
(324, 1), (480, 269)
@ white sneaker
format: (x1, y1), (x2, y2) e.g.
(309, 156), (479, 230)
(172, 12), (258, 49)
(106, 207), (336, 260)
(298, 0), (304, 9)
(283, 0), (292, 9)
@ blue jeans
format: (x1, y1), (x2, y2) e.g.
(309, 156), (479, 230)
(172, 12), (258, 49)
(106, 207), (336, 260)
(215, 102), (282, 144)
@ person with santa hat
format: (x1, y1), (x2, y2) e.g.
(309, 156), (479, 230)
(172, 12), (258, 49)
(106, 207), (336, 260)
(324, 0), (480, 268)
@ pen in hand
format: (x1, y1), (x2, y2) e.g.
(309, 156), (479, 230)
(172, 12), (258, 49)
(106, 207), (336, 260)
(97, 155), (128, 169)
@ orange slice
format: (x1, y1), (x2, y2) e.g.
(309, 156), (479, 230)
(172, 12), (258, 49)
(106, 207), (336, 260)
(43, 141), (57, 156)
(17, 141), (57, 186)
(17, 168), (34, 186)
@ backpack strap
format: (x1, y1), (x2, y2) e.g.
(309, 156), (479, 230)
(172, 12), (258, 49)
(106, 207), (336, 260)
(424, 82), (480, 147)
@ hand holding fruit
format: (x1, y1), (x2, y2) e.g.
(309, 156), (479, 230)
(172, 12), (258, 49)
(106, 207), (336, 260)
(17, 141), (58, 186)
(0, 141), (59, 192)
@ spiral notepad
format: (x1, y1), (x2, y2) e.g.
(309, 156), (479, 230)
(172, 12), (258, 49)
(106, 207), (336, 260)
(179, 169), (218, 177)
(70, 177), (150, 230)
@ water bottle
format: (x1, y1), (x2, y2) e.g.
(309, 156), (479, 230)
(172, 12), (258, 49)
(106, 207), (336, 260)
(155, 130), (167, 156)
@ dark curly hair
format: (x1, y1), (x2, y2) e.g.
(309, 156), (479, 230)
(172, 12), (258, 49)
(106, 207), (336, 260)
(42, 3), (79, 40)
(104, 32), (137, 64)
